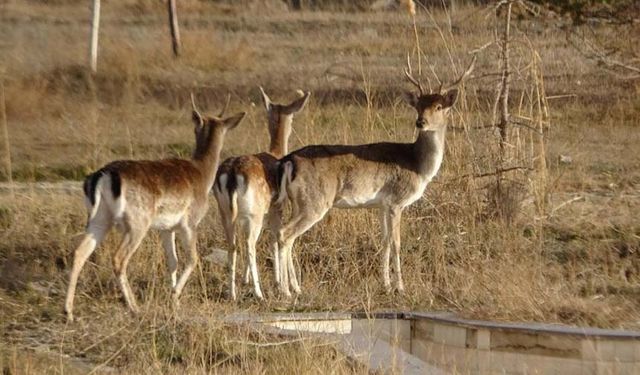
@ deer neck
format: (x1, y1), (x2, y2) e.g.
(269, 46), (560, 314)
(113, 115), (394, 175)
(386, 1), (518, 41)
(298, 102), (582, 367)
(268, 114), (293, 158)
(413, 125), (447, 179)
(192, 130), (225, 193)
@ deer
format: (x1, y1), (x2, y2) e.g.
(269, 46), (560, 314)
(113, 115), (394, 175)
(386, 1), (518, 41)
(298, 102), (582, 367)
(213, 87), (310, 301)
(64, 95), (246, 321)
(274, 55), (476, 297)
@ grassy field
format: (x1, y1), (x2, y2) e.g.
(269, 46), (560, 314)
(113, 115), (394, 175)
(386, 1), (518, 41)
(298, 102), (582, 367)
(1, 0), (639, 372)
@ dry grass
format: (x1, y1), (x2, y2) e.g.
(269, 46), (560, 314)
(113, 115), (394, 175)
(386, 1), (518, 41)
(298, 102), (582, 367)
(1, 0), (640, 372)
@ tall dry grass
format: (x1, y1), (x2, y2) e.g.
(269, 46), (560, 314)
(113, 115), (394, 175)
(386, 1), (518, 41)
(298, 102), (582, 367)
(1, 0), (640, 371)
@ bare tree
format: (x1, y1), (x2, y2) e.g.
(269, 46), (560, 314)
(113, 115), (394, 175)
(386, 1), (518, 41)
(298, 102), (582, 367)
(497, 0), (511, 156)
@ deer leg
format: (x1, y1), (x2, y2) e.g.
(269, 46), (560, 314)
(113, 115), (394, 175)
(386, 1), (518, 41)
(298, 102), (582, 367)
(287, 246), (301, 295)
(161, 231), (178, 288)
(65, 208), (112, 322)
(245, 215), (265, 300)
(173, 224), (197, 304)
(227, 242), (238, 301)
(278, 206), (329, 297)
(113, 224), (148, 314)
(216, 194), (241, 300)
(277, 239), (291, 297)
(243, 262), (252, 285)
(243, 224), (251, 286)
(389, 208), (404, 293)
(221, 214), (236, 249)
(215, 184), (237, 248)
(379, 207), (392, 293)
(266, 205), (283, 286)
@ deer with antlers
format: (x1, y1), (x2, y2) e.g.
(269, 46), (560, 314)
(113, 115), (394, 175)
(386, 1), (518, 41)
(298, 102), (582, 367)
(64, 95), (246, 321)
(214, 88), (310, 300)
(274, 56), (476, 297)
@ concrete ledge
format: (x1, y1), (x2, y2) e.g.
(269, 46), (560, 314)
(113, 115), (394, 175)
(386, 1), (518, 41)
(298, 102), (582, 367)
(225, 311), (352, 324)
(351, 311), (640, 340)
(228, 310), (640, 340)
(405, 311), (640, 340)
(222, 311), (640, 374)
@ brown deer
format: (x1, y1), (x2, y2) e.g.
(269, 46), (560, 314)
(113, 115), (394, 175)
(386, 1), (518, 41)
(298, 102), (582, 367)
(214, 88), (310, 300)
(64, 95), (246, 321)
(275, 56), (476, 297)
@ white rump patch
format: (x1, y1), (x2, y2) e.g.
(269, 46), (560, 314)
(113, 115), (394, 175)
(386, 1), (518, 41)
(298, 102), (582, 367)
(101, 175), (126, 219)
(217, 173), (229, 195)
(236, 175), (246, 195)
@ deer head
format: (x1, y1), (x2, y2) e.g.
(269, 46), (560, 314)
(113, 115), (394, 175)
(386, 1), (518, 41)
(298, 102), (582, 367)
(403, 55), (476, 131)
(260, 87), (310, 142)
(191, 93), (246, 159)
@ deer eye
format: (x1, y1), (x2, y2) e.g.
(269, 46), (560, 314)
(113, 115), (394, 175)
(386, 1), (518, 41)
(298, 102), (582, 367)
(435, 104), (443, 111)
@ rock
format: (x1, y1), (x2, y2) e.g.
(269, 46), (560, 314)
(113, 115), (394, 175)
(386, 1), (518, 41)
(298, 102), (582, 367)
(204, 248), (228, 266)
(559, 154), (573, 164)
(370, 0), (399, 11)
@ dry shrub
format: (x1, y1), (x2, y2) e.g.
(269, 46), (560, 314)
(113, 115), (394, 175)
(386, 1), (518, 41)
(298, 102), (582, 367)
(485, 179), (526, 223)
(25, 0), (85, 5)
(181, 32), (256, 73)
(0, 206), (361, 372)
(2, 78), (54, 121)
(119, 0), (164, 15)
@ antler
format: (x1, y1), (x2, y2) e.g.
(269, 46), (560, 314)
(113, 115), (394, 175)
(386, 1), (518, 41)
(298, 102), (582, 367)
(259, 86), (272, 111)
(439, 54), (477, 94)
(190, 92), (202, 118)
(218, 93), (231, 117)
(404, 53), (425, 96)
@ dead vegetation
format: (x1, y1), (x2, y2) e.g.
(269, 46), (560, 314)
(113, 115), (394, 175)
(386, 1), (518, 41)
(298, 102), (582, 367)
(1, 0), (640, 372)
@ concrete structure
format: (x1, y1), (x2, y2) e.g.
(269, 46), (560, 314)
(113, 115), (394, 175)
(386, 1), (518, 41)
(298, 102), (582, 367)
(229, 311), (640, 374)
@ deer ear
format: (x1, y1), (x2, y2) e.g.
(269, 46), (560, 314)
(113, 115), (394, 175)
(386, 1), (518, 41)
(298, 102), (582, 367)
(283, 91), (310, 115)
(443, 89), (458, 108)
(403, 91), (419, 108)
(192, 110), (204, 129)
(259, 87), (272, 112)
(223, 112), (247, 130)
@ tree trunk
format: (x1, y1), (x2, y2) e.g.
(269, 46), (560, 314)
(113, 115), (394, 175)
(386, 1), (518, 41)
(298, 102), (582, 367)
(89, 0), (100, 73)
(498, 1), (512, 157)
(168, 0), (181, 57)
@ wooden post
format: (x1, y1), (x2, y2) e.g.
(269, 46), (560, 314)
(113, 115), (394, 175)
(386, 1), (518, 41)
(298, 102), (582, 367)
(0, 80), (13, 199)
(168, 0), (181, 57)
(89, 0), (100, 73)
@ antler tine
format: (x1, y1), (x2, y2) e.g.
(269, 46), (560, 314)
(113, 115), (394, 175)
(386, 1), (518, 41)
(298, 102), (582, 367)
(190, 92), (198, 112)
(259, 86), (268, 99)
(218, 93), (231, 117)
(190, 92), (203, 120)
(440, 54), (477, 94)
(404, 54), (424, 96)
